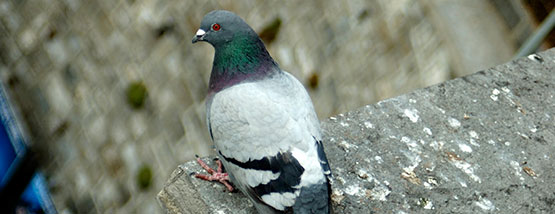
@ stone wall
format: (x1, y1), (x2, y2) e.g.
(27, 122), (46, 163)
(0, 0), (520, 213)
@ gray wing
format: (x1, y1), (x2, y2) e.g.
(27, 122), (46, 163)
(207, 71), (331, 212)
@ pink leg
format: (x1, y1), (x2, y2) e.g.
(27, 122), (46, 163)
(194, 156), (234, 192)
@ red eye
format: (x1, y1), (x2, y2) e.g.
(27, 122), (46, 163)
(212, 23), (221, 31)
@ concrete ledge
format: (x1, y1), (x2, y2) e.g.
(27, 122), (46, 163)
(157, 48), (555, 213)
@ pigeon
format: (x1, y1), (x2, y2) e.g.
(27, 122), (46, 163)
(192, 10), (332, 214)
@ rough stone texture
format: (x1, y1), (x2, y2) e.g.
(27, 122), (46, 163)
(158, 49), (555, 213)
(0, 0), (538, 212)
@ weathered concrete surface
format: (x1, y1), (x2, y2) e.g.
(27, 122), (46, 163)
(158, 49), (555, 213)
(2, 1), (536, 212)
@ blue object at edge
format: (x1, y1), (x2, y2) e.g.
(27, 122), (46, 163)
(0, 82), (57, 214)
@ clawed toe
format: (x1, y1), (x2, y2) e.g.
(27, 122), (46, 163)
(194, 156), (234, 192)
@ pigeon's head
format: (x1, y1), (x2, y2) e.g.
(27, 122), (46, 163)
(192, 10), (256, 47)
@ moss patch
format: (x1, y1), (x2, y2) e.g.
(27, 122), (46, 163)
(259, 17), (282, 44)
(137, 164), (153, 190)
(127, 81), (148, 109)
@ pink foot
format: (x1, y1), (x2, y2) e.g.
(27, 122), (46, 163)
(194, 156), (234, 192)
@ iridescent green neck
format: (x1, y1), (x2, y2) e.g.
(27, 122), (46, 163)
(209, 33), (278, 93)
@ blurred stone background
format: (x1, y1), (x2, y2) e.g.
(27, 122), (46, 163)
(0, 0), (553, 213)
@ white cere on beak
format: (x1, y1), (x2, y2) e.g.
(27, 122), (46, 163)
(196, 29), (206, 36)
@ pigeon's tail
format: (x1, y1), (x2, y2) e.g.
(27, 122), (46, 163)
(292, 180), (331, 214)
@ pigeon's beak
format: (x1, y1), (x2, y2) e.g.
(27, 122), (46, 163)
(192, 29), (206, 43)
